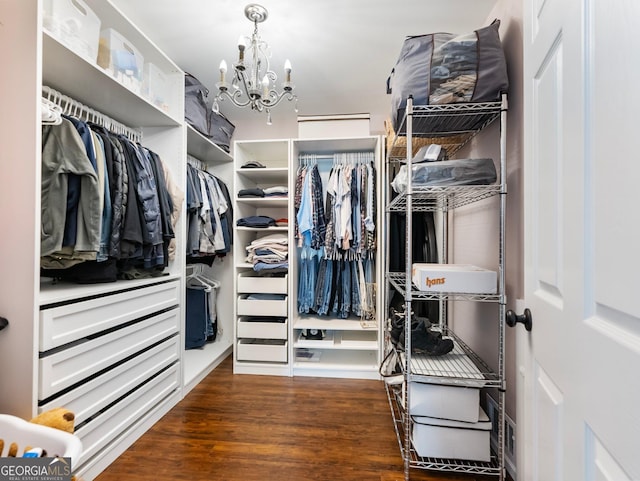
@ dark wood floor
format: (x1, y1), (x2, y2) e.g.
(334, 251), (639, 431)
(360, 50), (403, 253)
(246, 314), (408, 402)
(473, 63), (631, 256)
(95, 356), (494, 481)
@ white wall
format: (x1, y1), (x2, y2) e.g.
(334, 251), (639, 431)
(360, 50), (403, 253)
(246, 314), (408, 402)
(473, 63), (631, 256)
(230, 109), (387, 142)
(450, 0), (524, 422)
(227, 0), (526, 423)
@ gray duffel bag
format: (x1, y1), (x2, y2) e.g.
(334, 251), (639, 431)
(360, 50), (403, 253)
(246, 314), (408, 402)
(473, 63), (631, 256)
(387, 19), (509, 132)
(185, 73), (235, 152)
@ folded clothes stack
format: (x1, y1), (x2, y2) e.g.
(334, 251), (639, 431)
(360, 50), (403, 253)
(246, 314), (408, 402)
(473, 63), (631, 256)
(237, 215), (277, 228)
(241, 160), (266, 168)
(263, 186), (288, 197)
(238, 188), (265, 197)
(237, 186), (288, 198)
(245, 233), (288, 271)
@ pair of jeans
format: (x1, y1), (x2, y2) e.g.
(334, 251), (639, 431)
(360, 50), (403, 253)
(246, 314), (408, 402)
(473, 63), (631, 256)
(329, 259), (352, 319)
(297, 246), (320, 313)
(350, 259), (362, 317)
(313, 256), (333, 315)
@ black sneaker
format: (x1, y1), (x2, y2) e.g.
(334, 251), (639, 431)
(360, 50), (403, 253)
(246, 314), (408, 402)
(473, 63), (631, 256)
(302, 329), (323, 340)
(397, 323), (453, 356)
(413, 335), (454, 356)
(389, 308), (433, 347)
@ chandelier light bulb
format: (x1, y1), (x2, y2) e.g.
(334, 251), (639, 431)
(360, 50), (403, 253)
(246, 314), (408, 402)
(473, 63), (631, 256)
(219, 60), (227, 82)
(238, 36), (246, 63)
(284, 59), (292, 83)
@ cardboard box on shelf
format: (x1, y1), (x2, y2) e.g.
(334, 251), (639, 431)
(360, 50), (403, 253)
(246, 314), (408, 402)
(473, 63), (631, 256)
(411, 263), (497, 294)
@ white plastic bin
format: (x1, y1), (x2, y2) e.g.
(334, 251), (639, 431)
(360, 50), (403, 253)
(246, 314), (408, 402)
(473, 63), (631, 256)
(0, 414), (82, 465)
(43, 0), (101, 62)
(143, 62), (170, 111)
(97, 28), (144, 94)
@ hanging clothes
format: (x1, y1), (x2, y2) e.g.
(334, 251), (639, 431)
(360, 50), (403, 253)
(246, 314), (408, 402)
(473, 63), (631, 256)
(185, 162), (233, 263)
(40, 117), (181, 282)
(295, 151), (377, 318)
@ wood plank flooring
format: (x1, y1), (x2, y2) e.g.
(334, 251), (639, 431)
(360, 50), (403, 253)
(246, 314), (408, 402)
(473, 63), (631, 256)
(95, 356), (494, 481)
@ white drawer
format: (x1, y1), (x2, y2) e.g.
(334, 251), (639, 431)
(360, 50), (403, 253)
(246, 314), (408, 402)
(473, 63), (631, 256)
(237, 273), (288, 294)
(39, 337), (179, 425)
(237, 339), (288, 363)
(39, 281), (180, 351)
(237, 295), (287, 317)
(237, 317), (288, 340)
(39, 309), (179, 399)
(74, 362), (179, 463)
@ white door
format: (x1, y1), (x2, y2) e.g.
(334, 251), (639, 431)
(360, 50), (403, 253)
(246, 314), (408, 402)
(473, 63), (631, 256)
(520, 0), (640, 479)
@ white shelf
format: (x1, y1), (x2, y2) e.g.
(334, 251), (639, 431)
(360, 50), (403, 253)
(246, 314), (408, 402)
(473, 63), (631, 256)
(186, 125), (232, 163)
(235, 262), (255, 269)
(233, 139), (289, 165)
(236, 226), (288, 232)
(236, 197), (289, 208)
(42, 33), (181, 127)
(293, 350), (379, 377)
(235, 167), (289, 182)
(83, 0), (180, 72)
(294, 330), (378, 351)
(293, 315), (377, 331)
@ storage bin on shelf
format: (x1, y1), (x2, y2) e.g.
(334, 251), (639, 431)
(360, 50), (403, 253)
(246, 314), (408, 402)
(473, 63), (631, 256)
(237, 272), (288, 295)
(409, 382), (481, 423)
(237, 294), (287, 317)
(143, 62), (171, 112)
(237, 317), (288, 340)
(43, 0), (101, 63)
(97, 28), (144, 94)
(412, 406), (491, 461)
(236, 339), (288, 362)
(0, 414), (83, 465)
(411, 263), (497, 294)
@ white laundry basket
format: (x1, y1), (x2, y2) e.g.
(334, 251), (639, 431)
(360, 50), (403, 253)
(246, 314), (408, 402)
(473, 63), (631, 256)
(0, 414), (82, 465)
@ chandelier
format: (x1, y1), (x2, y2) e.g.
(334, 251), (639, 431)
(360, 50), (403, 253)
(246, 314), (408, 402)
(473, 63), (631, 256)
(214, 3), (297, 125)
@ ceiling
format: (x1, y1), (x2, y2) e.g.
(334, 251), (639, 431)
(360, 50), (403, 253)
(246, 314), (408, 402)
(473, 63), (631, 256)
(111, 0), (497, 133)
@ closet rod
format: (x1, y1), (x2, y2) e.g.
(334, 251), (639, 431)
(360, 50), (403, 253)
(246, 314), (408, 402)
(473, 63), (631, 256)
(298, 152), (374, 164)
(187, 154), (208, 171)
(42, 86), (143, 143)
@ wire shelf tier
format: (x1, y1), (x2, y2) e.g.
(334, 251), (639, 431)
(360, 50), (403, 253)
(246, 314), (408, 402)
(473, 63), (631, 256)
(387, 185), (502, 212)
(385, 383), (502, 476)
(387, 272), (501, 302)
(388, 101), (503, 160)
(399, 328), (500, 387)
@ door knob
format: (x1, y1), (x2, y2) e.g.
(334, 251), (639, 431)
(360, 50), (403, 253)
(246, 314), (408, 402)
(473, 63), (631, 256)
(505, 308), (532, 331)
(0, 317), (8, 331)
